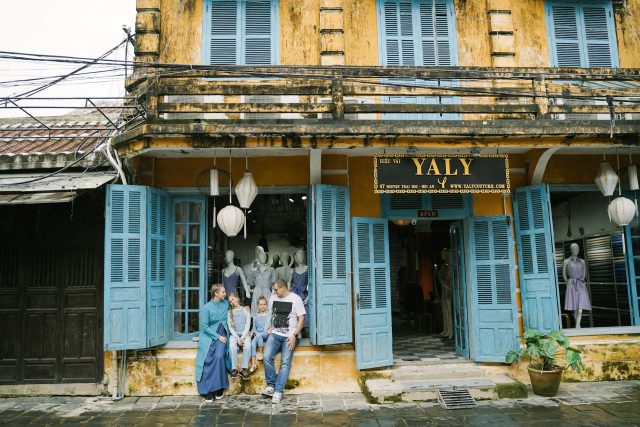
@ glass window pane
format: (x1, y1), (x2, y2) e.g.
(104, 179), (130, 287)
(189, 225), (200, 244)
(174, 246), (187, 266)
(174, 290), (186, 310)
(174, 312), (185, 334)
(175, 224), (187, 244)
(174, 268), (186, 288)
(189, 247), (200, 265)
(189, 203), (201, 222)
(188, 268), (200, 288)
(175, 203), (188, 222)
(188, 290), (200, 310)
(188, 312), (199, 334)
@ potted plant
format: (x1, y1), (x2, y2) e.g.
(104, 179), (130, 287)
(506, 329), (583, 397)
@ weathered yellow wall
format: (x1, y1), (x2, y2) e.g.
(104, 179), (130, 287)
(512, 0), (549, 67)
(616, 2), (640, 68)
(343, 0), (379, 66)
(455, 0), (492, 67)
(280, 0), (320, 65)
(348, 156), (381, 218)
(159, 0), (202, 64)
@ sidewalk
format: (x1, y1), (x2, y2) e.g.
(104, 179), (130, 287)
(0, 380), (639, 426)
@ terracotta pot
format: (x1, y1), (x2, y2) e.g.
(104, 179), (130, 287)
(527, 366), (564, 397)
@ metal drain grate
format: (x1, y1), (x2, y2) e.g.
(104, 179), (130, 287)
(437, 387), (477, 410)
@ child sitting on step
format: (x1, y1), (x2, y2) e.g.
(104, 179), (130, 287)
(227, 293), (252, 381)
(250, 296), (271, 373)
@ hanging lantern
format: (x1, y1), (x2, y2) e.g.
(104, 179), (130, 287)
(392, 219), (412, 226)
(594, 162), (618, 197)
(217, 205), (245, 237)
(209, 169), (220, 196)
(235, 172), (258, 209)
(628, 165), (639, 191)
(608, 197), (636, 226)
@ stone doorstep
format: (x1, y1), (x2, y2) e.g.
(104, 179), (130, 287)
(390, 363), (486, 381)
(364, 374), (525, 403)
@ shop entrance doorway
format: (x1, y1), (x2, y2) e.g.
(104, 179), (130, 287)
(390, 219), (469, 364)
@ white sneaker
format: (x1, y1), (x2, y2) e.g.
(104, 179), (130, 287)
(271, 391), (282, 404)
(261, 386), (274, 397)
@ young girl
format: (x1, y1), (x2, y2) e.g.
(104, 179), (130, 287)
(227, 293), (252, 381)
(195, 284), (231, 402)
(250, 296), (270, 373)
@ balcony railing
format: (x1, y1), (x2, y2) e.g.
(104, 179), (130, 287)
(114, 66), (640, 145)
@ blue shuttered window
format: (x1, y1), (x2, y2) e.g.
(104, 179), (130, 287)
(353, 218), (393, 370)
(310, 185), (352, 345)
(203, 0), (278, 65)
(104, 185), (172, 350)
(624, 226), (640, 326)
(513, 185), (560, 332)
(307, 186), (317, 344)
(378, 0), (459, 120)
(546, 1), (619, 68)
(469, 216), (518, 362)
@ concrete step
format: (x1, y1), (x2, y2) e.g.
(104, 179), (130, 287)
(391, 363), (486, 381)
(363, 374), (527, 404)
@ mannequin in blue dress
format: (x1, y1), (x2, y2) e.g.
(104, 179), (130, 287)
(222, 250), (251, 299)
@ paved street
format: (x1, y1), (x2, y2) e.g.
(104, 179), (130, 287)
(0, 381), (639, 426)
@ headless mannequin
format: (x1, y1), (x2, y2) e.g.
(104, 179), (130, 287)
(276, 252), (293, 285)
(243, 245), (264, 293)
(222, 250), (250, 298)
(271, 253), (281, 269)
(250, 248), (276, 314)
(290, 250), (309, 305)
(563, 243), (590, 328)
(436, 248), (453, 339)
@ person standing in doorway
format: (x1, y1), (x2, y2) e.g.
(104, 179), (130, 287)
(261, 279), (306, 404)
(195, 284), (231, 402)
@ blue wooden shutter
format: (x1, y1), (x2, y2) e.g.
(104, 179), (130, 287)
(624, 225), (640, 326)
(244, 0), (276, 65)
(307, 186), (317, 344)
(353, 218), (393, 369)
(314, 184), (352, 345)
(206, 0), (240, 65)
(546, 1), (618, 68)
(513, 184), (560, 332)
(469, 216), (518, 362)
(104, 185), (147, 350)
(146, 189), (171, 347)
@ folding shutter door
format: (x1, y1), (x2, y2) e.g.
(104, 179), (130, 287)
(307, 186), (317, 344)
(353, 218), (393, 370)
(313, 185), (352, 345)
(104, 185), (148, 350)
(513, 185), (560, 332)
(469, 216), (518, 362)
(147, 189), (171, 347)
(624, 226), (640, 326)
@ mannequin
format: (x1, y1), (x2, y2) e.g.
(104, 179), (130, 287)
(243, 245), (265, 293)
(271, 253), (281, 269)
(563, 243), (591, 328)
(436, 248), (453, 339)
(250, 247), (276, 314)
(290, 249), (309, 329)
(222, 250), (250, 298)
(275, 252), (293, 285)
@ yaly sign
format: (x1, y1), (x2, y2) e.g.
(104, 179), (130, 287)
(374, 154), (510, 194)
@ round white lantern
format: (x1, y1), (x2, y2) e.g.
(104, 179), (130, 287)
(608, 197), (636, 226)
(629, 165), (639, 191)
(594, 162), (619, 197)
(235, 172), (258, 209)
(217, 205), (245, 237)
(209, 169), (220, 196)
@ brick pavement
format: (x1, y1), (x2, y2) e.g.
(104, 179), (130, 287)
(0, 381), (639, 426)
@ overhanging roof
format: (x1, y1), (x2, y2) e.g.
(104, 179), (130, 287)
(0, 171), (116, 194)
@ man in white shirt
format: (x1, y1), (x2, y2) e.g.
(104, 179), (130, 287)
(260, 279), (306, 404)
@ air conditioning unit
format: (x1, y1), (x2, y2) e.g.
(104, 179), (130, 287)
(316, 97), (376, 120)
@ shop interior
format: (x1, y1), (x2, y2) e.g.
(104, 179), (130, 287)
(551, 191), (635, 328)
(389, 219), (467, 363)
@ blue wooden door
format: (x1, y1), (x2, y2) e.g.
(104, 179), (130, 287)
(513, 185), (560, 332)
(146, 189), (171, 347)
(624, 225), (640, 326)
(353, 218), (393, 370)
(450, 220), (469, 358)
(104, 184), (148, 350)
(312, 185), (352, 345)
(469, 216), (519, 362)
(307, 186), (317, 344)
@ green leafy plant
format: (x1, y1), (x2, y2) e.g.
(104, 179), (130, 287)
(506, 329), (584, 373)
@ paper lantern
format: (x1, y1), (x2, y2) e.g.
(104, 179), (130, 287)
(209, 169), (220, 196)
(594, 162), (618, 197)
(608, 197), (636, 226)
(235, 172), (258, 209)
(217, 205), (245, 237)
(629, 165), (639, 191)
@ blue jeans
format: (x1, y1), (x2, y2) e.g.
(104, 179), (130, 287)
(263, 334), (297, 393)
(229, 336), (251, 370)
(251, 331), (270, 357)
